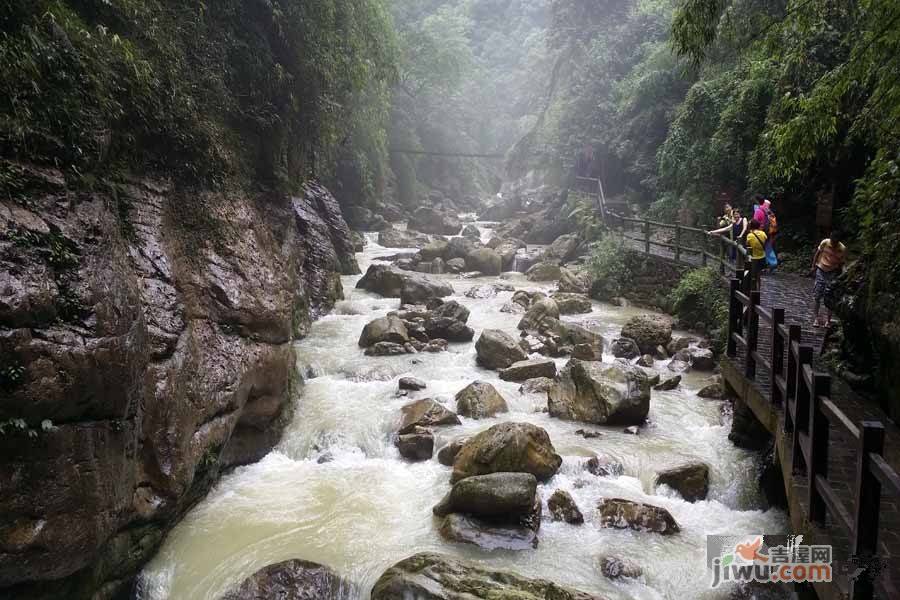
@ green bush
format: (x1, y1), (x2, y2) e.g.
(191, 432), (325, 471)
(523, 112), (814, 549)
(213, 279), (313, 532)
(586, 235), (631, 299)
(668, 267), (728, 351)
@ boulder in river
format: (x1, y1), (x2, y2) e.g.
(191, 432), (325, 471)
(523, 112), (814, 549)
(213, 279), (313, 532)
(397, 427), (435, 461)
(356, 264), (407, 297)
(600, 556), (643, 580)
(585, 455), (624, 477)
(437, 437), (469, 467)
(433, 472), (538, 518)
(408, 206), (461, 236)
(674, 347), (716, 371)
(461, 224), (481, 239)
(656, 462), (710, 502)
(438, 513), (538, 551)
(551, 292), (592, 315)
(445, 257), (466, 273)
(610, 337), (640, 359)
(419, 239), (450, 261)
(558, 267), (590, 294)
(464, 284), (497, 299)
(518, 297), (560, 332)
(596, 497), (680, 535)
(451, 422), (562, 483)
(525, 262), (562, 282)
(364, 342), (410, 356)
(548, 359), (652, 425)
(398, 376), (427, 391)
(519, 377), (556, 394)
(358, 315), (409, 348)
(371, 553), (603, 600)
(543, 233), (580, 264)
(378, 228), (432, 249)
(400, 276), (454, 306)
(455, 381), (509, 419)
(475, 329), (528, 370)
(499, 358), (557, 382)
(221, 558), (352, 600)
(465, 248), (502, 276)
(654, 374), (681, 391)
(548, 490), (584, 524)
(398, 399), (461, 434)
(620, 315), (673, 354)
(424, 301), (474, 343)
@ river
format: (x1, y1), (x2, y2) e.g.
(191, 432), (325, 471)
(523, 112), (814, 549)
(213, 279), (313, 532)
(139, 223), (787, 599)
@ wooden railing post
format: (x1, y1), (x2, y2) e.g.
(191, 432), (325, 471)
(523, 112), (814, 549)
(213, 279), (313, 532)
(850, 421), (885, 600)
(808, 373), (831, 526)
(792, 346), (814, 475)
(719, 238), (726, 277)
(674, 225), (682, 263)
(784, 325), (802, 434)
(644, 220), (651, 254)
(701, 232), (708, 267)
(770, 308), (786, 405)
(745, 291), (761, 380)
(727, 279), (740, 358)
(736, 248), (746, 281)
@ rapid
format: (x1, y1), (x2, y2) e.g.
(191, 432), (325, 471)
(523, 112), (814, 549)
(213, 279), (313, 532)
(139, 223), (787, 600)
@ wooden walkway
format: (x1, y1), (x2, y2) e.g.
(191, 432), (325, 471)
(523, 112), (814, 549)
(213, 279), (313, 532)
(602, 205), (900, 600)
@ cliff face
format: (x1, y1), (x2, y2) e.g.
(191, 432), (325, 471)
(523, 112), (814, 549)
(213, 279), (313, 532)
(0, 165), (358, 598)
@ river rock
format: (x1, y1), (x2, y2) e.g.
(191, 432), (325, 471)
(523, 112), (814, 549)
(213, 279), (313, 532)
(433, 472), (538, 518)
(572, 343), (601, 361)
(518, 297), (560, 331)
(525, 262), (562, 282)
(398, 399), (461, 434)
(356, 264), (407, 296)
(350, 230), (366, 252)
(445, 236), (477, 260)
(445, 258), (466, 273)
(451, 422), (562, 483)
(596, 498), (680, 535)
(620, 315), (673, 354)
(600, 556), (643, 580)
(378, 228), (432, 249)
(364, 342), (410, 356)
(437, 437), (468, 466)
(409, 207), (461, 236)
(519, 377), (556, 394)
(667, 336), (695, 356)
(557, 321), (605, 355)
(656, 462), (710, 502)
(397, 428), (434, 461)
(610, 337), (640, 359)
(495, 238), (526, 270)
(499, 359), (557, 382)
(423, 339), (449, 353)
(221, 558), (352, 600)
(370, 553), (603, 600)
(400, 276), (454, 306)
(455, 381), (509, 419)
(551, 293), (592, 315)
(548, 490), (584, 524)
(636, 354), (654, 368)
(558, 267), (590, 294)
(424, 301), (473, 342)
(676, 347), (716, 371)
(549, 359), (652, 425)
(698, 381), (727, 399)
(465, 248), (502, 276)
(358, 315), (409, 347)
(475, 329), (528, 369)
(585, 455), (624, 477)
(461, 224), (481, 239)
(464, 284), (497, 299)
(399, 376), (427, 391)
(419, 239), (450, 261)
(544, 234), (580, 264)
(654, 375), (681, 391)
(667, 359), (690, 373)
(438, 513), (538, 550)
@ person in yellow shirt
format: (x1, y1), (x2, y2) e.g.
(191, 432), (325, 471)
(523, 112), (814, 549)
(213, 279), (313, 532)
(811, 232), (847, 327)
(746, 219), (768, 290)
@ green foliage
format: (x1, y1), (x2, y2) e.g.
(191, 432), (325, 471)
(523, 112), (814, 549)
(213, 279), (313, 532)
(586, 235), (631, 298)
(0, 0), (397, 195)
(668, 267), (728, 350)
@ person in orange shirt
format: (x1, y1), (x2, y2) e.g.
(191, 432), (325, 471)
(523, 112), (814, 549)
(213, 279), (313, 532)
(811, 232), (847, 327)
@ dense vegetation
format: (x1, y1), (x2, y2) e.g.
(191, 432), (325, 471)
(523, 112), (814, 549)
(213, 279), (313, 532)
(0, 0), (396, 196)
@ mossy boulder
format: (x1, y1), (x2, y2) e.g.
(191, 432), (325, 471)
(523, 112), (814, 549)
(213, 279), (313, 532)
(451, 422), (562, 483)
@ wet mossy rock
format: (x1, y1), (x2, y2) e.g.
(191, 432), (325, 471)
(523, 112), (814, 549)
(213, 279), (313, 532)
(221, 559), (353, 600)
(596, 498), (681, 535)
(455, 381), (509, 419)
(549, 359), (652, 425)
(451, 422), (562, 483)
(475, 329), (529, 370)
(620, 315), (673, 355)
(371, 553), (605, 600)
(398, 399), (461, 434)
(655, 462), (710, 502)
(433, 472), (538, 518)
(0, 175), (356, 596)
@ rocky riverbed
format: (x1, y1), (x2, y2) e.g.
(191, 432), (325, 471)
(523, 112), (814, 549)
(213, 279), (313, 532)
(138, 223), (787, 599)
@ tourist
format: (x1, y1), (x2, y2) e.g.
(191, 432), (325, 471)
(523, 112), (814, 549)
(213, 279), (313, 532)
(707, 207), (747, 260)
(716, 203), (734, 229)
(746, 219), (767, 290)
(811, 232), (847, 327)
(760, 199), (778, 273)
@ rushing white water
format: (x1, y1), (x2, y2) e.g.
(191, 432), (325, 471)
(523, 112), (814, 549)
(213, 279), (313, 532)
(140, 225), (787, 600)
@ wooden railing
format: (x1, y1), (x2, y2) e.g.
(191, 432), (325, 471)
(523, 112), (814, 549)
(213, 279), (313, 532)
(727, 280), (900, 599)
(572, 184), (900, 598)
